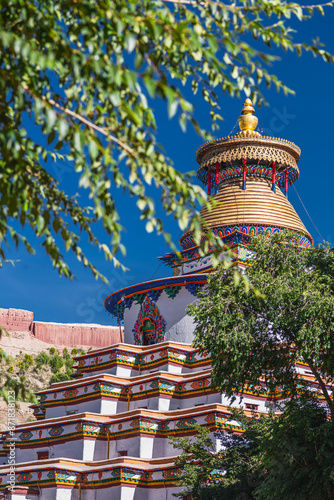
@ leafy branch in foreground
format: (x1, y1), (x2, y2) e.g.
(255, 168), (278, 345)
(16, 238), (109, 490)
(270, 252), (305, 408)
(1, 0), (334, 279)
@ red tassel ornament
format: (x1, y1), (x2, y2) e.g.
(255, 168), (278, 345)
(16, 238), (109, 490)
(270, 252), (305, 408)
(242, 158), (247, 191)
(285, 169), (289, 198)
(272, 161), (276, 193)
(215, 161), (219, 194)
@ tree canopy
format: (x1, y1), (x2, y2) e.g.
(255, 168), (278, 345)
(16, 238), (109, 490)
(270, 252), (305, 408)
(189, 232), (334, 418)
(176, 234), (334, 497)
(171, 398), (334, 499)
(1, 0), (334, 280)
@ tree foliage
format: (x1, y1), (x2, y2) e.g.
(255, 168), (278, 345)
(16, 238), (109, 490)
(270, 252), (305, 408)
(189, 232), (334, 417)
(170, 420), (262, 499)
(1, 0), (334, 279)
(171, 399), (334, 499)
(256, 397), (334, 499)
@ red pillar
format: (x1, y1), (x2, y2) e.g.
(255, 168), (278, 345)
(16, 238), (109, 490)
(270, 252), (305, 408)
(242, 158), (247, 191)
(285, 168), (289, 198)
(215, 161), (219, 193)
(272, 161), (276, 193)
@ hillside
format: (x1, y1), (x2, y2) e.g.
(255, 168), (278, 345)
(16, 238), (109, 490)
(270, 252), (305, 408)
(0, 307), (123, 431)
(0, 344), (84, 431)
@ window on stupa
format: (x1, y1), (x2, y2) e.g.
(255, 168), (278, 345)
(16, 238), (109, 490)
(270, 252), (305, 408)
(245, 403), (258, 411)
(140, 318), (156, 346)
(37, 451), (49, 460)
(118, 450), (128, 456)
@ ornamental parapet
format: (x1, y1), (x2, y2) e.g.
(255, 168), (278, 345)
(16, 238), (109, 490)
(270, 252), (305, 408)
(197, 135), (300, 187)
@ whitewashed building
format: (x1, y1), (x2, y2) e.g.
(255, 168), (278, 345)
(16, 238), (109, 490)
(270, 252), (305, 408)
(0, 100), (319, 499)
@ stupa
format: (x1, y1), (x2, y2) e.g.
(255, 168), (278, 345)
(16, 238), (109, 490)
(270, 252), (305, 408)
(0, 100), (322, 499)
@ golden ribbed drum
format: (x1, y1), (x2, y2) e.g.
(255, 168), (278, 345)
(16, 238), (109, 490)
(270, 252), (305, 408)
(199, 177), (309, 235)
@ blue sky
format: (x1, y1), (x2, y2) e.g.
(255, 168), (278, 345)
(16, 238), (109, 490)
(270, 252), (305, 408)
(1, 8), (334, 326)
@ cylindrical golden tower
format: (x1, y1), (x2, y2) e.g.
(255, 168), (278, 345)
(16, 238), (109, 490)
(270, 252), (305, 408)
(180, 99), (313, 250)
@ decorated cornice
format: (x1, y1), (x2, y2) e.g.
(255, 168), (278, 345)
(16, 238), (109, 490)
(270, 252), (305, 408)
(196, 99), (300, 186)
(34, 369), (213, 408)
(0, 456), (183, 490)
(198, 163), (298, 191)
(1, 404), (247, 453)
(161, 230), (251, 266)
(70, 341), (317, 387)
(197, 136), (300, 186)
(158, 244), (210, 268)
(31, 366), (313, 422)
(73, 342), (209, 376)
(103, 274), (207, 319)
(74, 340), (199, 359)
(2, 404), (248, 433)
(180, 226), (312, 251)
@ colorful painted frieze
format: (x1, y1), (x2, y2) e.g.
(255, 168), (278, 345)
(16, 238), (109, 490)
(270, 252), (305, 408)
(73, 341), (210, 378)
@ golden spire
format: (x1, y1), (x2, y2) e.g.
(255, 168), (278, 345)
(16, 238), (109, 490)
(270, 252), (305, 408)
(235, 98), (262, 138)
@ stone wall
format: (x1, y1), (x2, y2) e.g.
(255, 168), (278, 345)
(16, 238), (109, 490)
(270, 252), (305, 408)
(31, 321), (121, 347)
(0, 308), (33, 332)
(0, 308), (121, 349)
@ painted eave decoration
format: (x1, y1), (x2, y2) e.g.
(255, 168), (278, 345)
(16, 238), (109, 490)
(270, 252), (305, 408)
(104, 274), (208, 319)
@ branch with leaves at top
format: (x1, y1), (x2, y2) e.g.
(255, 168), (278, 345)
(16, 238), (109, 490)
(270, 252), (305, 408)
(0, 0), (333, 280)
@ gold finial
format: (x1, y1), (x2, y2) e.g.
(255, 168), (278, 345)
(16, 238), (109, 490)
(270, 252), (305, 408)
(235, 98), (261, 138)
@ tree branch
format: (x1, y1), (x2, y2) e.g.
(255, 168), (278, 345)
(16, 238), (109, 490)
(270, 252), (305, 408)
(306, 357), (334, 418)
(160, 0), (334, 12)
(21, 85), (138, 159)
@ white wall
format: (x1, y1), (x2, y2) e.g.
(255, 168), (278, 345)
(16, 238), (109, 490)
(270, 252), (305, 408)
(8, 484), (192, 500)
(124, 288), (198, 345)
(44, 399), (102, 419)
(45, 397), (129, 419)
(40, 488), (68, 500)
(10, 494), (39, 500)
(95, 485), (182, 500)
(15, 439), (84, 463)
(43, 390), (220, 420)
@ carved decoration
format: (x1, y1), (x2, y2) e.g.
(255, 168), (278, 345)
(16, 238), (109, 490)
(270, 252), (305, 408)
(197, 136), (300, 172)
(132, 296), (166, 346)
(190, 378), (210, 390)
(19, 431), (33, 441)
(63, 388), (79, 399)
(48, 426), (64, 437)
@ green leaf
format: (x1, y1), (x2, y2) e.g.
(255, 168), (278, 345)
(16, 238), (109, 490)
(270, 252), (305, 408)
(74, 131), (82, 152)
(137, 199), (147, 210)
(58, 119), (69, 139)
(46, 108), (57, 131)
(89, 140), (99, 160)
(135, 52), (144, 69)
(0, 0), (333, 286)
(168, 99), (178, 119)
(144, 76), (157, 97)
(145, 220), (154, 232)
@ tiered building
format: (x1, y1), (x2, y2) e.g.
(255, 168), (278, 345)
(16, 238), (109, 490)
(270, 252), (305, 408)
(0, 100), (319, 499)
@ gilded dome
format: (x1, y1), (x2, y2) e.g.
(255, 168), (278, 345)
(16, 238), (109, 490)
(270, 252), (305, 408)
(199, 177), (310, 236)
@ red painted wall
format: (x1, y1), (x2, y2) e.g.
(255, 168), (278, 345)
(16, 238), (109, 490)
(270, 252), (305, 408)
(0, 308), (33, 332)
(0, 308), (121, 348)
(31, 321), (121, 347)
